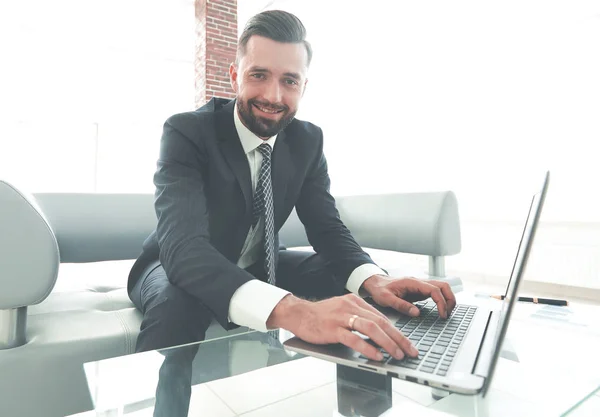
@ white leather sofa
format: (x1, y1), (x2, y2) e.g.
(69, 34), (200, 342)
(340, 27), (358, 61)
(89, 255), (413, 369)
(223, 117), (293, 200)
(0, 180), (462, 417)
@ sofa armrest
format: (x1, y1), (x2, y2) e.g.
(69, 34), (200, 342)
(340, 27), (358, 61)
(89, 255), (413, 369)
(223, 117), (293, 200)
(0, 181), (60, 310)
(337, 191), (461, 256)
(279, 191), (461, 274)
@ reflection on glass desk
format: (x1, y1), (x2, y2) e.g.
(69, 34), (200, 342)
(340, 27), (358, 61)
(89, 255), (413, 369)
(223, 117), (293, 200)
(71, 298), (600, 417)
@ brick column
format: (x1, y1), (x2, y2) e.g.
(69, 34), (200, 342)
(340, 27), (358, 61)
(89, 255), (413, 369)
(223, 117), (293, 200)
(195, 0), (238, 108)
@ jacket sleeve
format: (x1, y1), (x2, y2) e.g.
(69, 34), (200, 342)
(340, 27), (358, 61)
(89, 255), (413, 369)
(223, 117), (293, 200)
(294, 129), (376, 287)
(154, 119), (254, 329)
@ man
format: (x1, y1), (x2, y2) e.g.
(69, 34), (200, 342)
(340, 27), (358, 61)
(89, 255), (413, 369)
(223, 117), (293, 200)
(128, 10), (456, 363)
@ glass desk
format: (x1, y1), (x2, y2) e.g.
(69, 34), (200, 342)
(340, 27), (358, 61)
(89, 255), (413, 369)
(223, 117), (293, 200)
(71, 298), (600, 417)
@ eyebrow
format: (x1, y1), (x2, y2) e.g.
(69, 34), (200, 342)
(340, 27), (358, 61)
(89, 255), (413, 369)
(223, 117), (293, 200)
(248, 66), (270, 73)
(283, 72), (301, 80)
(248, 66), (301, 80)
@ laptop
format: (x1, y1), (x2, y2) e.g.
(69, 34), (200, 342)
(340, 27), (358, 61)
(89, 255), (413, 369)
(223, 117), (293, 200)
(284, 171), (550, 396)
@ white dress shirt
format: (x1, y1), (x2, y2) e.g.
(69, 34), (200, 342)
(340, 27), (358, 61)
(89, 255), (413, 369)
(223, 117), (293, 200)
(228, 104), (386, 332)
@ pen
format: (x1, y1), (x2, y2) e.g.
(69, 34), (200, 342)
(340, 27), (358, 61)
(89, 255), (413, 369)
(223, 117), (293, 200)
(491, 295), (569, 306)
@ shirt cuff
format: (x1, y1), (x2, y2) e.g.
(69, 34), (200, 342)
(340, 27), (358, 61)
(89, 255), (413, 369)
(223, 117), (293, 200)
(345, 263), (388, 297)
(228, 279), (291, 333)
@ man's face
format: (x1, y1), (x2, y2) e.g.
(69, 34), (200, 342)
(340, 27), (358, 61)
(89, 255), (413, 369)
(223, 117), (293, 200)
(230, 35), (308, 139)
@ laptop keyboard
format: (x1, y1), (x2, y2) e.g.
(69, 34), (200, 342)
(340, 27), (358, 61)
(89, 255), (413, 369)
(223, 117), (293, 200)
(360, 301), (477, 377)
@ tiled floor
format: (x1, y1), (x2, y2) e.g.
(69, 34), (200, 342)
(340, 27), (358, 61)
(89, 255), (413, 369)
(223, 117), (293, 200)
(70, 355), (600, 417)
(235, 383), (435, 417)
(194, 357), (446, 417)
(187, 385), (236, 417)
(206, 357), (336, 415)
(233, 383), (338, 417)
(70, 356), (447, 416)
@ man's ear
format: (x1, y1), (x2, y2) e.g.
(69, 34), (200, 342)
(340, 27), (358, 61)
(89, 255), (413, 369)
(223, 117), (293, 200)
(301, 78), (309, 97)
(229, 63), (238, 93)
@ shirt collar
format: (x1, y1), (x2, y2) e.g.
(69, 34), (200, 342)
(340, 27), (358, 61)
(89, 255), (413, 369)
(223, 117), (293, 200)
(234, 101), (277, 154)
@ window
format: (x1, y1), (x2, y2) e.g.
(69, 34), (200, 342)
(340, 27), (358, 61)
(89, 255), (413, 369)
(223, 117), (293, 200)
(4, 0), (598, 291)
(239, 1), (600, 290)
(0, 0), (196, 193)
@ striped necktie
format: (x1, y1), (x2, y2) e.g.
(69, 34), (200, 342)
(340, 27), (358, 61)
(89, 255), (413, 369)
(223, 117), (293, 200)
(252, 143), (276, 285)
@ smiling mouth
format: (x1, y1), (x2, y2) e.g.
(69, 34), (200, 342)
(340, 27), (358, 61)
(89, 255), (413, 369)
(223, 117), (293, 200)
(253, 103), (284, 114)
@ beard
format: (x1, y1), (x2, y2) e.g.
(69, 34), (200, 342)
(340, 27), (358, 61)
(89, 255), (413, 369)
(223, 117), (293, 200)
(237, 98), (296, 138)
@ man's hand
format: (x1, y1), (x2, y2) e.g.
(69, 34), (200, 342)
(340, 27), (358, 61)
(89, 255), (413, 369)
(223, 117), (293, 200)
(362, 275), (457, 319)
(267, 294), (419, 362)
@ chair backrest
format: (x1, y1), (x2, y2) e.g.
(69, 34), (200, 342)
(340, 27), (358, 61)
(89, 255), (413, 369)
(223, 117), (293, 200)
(0, 182), (460, 310)
(34, 193), (156, 263)
(36, 191), (461, 263)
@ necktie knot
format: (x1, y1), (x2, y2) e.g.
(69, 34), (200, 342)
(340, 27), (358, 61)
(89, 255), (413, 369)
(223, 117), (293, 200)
(257, 143), (272, 158)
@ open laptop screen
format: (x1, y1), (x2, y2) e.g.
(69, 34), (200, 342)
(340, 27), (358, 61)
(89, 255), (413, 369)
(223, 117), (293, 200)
(482, 171), (550, 394)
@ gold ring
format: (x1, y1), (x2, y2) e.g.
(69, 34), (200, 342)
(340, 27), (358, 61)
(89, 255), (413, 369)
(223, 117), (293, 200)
(348, 314), (359, 331)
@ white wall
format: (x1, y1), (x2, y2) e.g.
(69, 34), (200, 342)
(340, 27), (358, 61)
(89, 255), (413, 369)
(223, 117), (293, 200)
(0, 0), (196, 193)
(245, 0), (600, 222)
(239, 0), (600, 289)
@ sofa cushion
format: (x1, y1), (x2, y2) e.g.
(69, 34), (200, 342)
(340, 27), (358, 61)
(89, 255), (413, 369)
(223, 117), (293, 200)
(32, 250), (436, 340)
(25, 247), (454, 368)
(5, 249), (458, 417)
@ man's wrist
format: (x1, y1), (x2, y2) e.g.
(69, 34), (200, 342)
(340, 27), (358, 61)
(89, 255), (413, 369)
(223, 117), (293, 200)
(266, 294), (309, 331)
(346, 264), (388, 296)
(361, 274), (388, 296)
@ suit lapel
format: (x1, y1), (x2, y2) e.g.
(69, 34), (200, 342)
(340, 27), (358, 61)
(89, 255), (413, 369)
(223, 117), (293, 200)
(271, 129), (293, 229)
(216, 99), (294, 229)
(216, 101), (253, 217)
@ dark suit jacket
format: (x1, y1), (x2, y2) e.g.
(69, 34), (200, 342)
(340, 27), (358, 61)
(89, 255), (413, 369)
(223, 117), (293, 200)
(128, 98), (375, 329)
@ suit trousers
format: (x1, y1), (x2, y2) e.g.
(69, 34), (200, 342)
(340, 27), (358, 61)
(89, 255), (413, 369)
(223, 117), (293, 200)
(129, 250), (344, 353)
(129, 250), (344, 417)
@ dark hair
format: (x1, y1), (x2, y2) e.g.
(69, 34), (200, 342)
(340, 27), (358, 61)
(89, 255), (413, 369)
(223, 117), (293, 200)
(237, 10), (312, 67)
